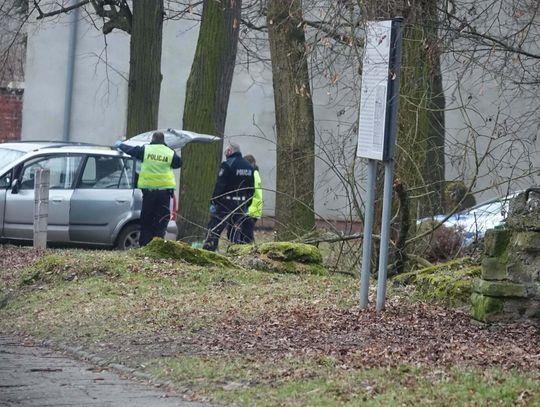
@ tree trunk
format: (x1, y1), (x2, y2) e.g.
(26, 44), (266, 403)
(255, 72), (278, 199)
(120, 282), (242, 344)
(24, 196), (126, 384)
(425, 28), (446, 215)
(125, 0), (163, 139)
(177, 0), (242, 242)
(267, 0), (315, 241)
(395, 0), (445, 218)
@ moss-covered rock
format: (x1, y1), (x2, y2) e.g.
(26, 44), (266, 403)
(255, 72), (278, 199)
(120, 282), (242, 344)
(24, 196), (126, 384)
(258, 242), (323, 264)
(506, 263), (534, 283)
(227, 244), (257, 257)
(513, 232), (540, 253)
(481, 257), (509, 281)
(228, 241), (327, 276)
(471, 293), (504, 322)
(472, 279), (532, 298)
(251, 257), (327, 276)
(484, 229), (512, 257)
(507, 193), (540, 231)
(140, 238), (235, 268)
(391, 257), (481, 306)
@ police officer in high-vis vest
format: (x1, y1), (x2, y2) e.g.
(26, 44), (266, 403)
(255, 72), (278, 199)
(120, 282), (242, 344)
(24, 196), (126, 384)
(203, 142), (254, 251)
(241, 154), (262, 243)
(114, 131), (181, 246)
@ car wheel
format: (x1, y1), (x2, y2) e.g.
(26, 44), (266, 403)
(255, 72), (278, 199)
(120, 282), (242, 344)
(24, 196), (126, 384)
(116, 224), (140, 250)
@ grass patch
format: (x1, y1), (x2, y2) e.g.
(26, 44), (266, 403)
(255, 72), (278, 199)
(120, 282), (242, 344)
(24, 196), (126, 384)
(152, 356), (539, 406)
(1, 249), (355, 352)
(1, 247), (539, 406)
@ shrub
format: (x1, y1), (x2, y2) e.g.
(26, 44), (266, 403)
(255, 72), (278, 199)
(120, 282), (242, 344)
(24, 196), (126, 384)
(413, 221), (465, 263)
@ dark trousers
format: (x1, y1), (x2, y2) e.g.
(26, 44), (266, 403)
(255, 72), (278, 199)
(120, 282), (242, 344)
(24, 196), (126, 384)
(241, 216), (258, 244)
(203, 205), (247, 251)
(140, 189), (171, 247)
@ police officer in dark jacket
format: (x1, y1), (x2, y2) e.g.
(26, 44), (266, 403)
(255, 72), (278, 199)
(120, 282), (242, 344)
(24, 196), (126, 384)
(203, 142), (254, 251)
(114, 131), (181, 246)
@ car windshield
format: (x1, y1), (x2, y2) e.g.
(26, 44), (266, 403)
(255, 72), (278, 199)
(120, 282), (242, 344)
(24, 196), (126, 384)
(0, 147), (25, 170)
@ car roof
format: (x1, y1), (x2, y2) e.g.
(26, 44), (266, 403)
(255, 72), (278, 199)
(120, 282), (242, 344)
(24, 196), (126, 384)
(0, 141), (111, 153)
(0, 142), (124, 175)
(1, 141), (68, 153)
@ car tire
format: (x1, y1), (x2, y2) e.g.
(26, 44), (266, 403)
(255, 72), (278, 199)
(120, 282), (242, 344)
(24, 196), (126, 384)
(116, 224), (140, 250)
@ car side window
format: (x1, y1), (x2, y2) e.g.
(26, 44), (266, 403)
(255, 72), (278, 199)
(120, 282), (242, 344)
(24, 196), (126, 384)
(79, 156), (134, 189)
(0, 170), (11, 188)
(20, 155), (82, 190)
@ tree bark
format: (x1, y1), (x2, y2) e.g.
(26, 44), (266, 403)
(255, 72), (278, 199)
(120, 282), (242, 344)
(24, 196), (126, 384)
(267, 0), (315, 241)
(177, 0), (242, 242)
(125, 0), (163, 139)
(394, 1), (445, 218)
(425, 34), (446, 215)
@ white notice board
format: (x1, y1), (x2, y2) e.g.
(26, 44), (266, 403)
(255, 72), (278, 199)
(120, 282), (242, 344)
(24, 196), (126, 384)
(356, 20), (393, 161)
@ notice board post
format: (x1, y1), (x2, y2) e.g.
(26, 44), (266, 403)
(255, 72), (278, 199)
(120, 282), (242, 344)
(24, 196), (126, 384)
(33, 168), (50, 249)
(357, 18), (403, 311)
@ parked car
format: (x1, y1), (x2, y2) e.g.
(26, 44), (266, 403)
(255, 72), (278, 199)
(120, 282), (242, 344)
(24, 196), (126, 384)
(0, 129), (219, 249)
(418, 192), (520, 246)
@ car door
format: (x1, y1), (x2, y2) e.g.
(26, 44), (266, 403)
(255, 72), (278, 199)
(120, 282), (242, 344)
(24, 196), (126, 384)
(3, 154), (83, 242)
(69, 155), (137, 245)
(0, 169), (13, 237)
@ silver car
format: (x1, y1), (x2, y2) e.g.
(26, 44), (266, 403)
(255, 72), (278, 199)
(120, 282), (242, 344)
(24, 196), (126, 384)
(0, 129), (219, 249)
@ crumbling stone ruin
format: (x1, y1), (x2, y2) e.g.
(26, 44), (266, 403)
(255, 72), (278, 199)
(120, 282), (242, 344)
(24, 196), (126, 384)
(471, 188), (540, 325)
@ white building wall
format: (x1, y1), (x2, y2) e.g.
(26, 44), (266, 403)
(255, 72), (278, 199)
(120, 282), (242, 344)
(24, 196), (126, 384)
(21, 10), (539, 219)
(21, 13), (350, 218)
(23, 17), (71, 140)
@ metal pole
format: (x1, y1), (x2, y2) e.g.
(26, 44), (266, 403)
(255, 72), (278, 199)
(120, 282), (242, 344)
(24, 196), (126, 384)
(375, 18), (403, 312)
(376, 158), (395, 311)
(62, 2), (79, 142)
(359, 158), (377, 308)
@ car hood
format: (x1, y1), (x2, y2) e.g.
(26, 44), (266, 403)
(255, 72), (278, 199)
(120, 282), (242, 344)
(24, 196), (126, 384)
(124, 128), (220, 150)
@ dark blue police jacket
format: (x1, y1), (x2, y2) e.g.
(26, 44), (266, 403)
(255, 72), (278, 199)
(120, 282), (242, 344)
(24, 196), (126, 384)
(211, 152), (254, 210)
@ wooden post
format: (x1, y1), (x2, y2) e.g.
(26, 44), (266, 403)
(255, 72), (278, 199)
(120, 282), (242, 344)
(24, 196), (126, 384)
(33, 168), (50, 249)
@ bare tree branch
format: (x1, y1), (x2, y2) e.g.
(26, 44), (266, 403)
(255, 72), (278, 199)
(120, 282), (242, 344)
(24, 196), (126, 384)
(34, 0), (90, 20)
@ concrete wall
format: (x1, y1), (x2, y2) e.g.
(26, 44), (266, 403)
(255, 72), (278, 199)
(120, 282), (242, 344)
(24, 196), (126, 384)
(22, 14), (129, 143)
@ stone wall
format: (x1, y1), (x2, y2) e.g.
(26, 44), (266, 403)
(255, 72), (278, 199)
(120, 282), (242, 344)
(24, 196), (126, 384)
(471, 190), (540, 325)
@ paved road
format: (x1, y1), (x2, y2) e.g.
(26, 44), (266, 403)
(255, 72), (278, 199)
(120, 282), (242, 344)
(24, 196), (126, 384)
(0, 336), (210, 407)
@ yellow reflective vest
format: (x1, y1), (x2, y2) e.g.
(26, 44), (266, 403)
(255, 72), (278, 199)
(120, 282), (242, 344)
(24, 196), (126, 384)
(137, 144), (176, 189)
(248, 169), (263, 218)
